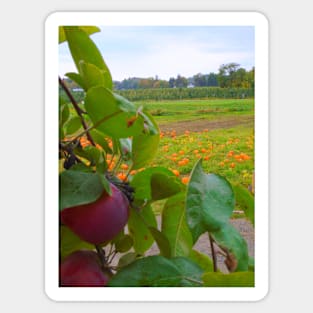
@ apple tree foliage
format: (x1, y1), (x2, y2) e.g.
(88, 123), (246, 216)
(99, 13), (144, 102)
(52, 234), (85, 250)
(59, 26), (255, 287)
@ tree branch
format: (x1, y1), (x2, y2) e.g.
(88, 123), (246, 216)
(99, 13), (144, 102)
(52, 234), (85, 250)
(59, 76), (96, 146)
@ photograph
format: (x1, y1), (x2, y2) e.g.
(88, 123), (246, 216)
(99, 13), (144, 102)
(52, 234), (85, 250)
(45, 11), (268, 301)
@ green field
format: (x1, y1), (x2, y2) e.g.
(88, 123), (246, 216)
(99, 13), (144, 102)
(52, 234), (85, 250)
(138, 98), (254, 124)
(131, 98), (255, 191)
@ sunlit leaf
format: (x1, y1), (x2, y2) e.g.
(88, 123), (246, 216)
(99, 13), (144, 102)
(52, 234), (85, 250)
(62, 26), (112, 87)
(64, 116), (82, 135)
(189, 249), (214, 272)
(161, 193), (193, 257)
(65, 72), (86, 90)
(79, 61), (112, 90)
(233, 183), (255, 226)
(59, 26), (100, 44)
(202, 272), (254, 287)
(132, 133), (160, 170)
(85, 86), (144, 138)
(130, 167), (184, 202)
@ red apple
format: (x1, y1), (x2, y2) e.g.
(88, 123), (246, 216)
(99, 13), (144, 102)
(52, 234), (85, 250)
(61, 183), (129, 244)
(60, 250), (108, 287)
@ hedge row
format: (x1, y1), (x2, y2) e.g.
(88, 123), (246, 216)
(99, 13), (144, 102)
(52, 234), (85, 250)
(115, 87), (254, 101)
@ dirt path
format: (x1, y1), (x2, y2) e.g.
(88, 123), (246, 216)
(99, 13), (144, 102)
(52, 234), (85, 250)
(159, 115), (254, 135)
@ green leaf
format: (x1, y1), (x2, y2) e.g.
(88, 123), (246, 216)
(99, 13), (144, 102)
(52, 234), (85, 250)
(141, 110), (159, 135)
(132, 133), (160, 170)
(108, 255), (203, 287)
(84, 86), (144, 138)
(97, 172), (112, 196)
(74, 145), (102, 166)
(189, 249), (214, 272)
(59, 102), (70, 126)
(171, 257), (204, 287)
(130, 167), (184, 202)
(131, 112), (160, 170)
(64, 116), (82, 135)
(60, 226), (94, 260)
(117, 252), (138, 268)
(59, 170), (105, 210)
(202, 272), (254, 287)
(186, 159), (235, 242)
(118, 138), (132, 161)
(59, 102), (69, 139)
(89, 129), (112, 153)
(65, 72), (86, 90)
(211, 223), (249, 272)
(114, 234), (134, 253)
(148, 227), (171, 258)
(59, 94), (67, 107)
(79, 61), (112, 90)
(113, 93), (137, 114)
(59, 26), (100, 44)
(161, 193), (193, 257)
(67, 163), (91, 172)
(63, 26), (112, 86)
(233, 183), (255, 226)
(108, 255), (181, 287)
(127, 205), (157, 255)
(248, 256), (255, 272)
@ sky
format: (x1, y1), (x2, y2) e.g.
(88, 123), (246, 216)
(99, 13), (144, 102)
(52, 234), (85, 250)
(59, 26), (254, 81)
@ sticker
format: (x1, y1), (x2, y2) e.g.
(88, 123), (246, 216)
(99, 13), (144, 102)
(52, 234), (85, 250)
(45, 11), (268, 302)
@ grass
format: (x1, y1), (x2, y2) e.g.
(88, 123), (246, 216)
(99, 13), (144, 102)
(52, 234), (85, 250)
(137, 98), (254, 124)
(150, 126), (254, 188)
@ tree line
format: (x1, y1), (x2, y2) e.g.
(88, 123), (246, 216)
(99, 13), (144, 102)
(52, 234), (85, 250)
(59, 62), (255, 102)
(113, 63), (254, 90)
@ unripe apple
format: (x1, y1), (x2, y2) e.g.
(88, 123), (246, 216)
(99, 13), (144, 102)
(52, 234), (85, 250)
(60, 250), (109, 287)
(61, 183), (129, 244)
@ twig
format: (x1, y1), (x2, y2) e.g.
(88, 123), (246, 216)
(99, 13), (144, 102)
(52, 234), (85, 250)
(209, 234), (217, 272)
(108, 251), (118, 265)
(95, 245), (107, 267)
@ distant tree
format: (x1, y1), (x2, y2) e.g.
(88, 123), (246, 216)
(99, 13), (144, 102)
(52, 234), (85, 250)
(175, 74), (188, 88)
(138, 78), (155, 89)
(218, 63), (240, 87)
(247, 67), (255, 89)
(193, 73), (207, 87)
(154, 79), (169, 88)
(117, 77), (140, 90)
(233, 68), (247, 88)
(169, 77), (176, 88)
(206, 72), (218, 87)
